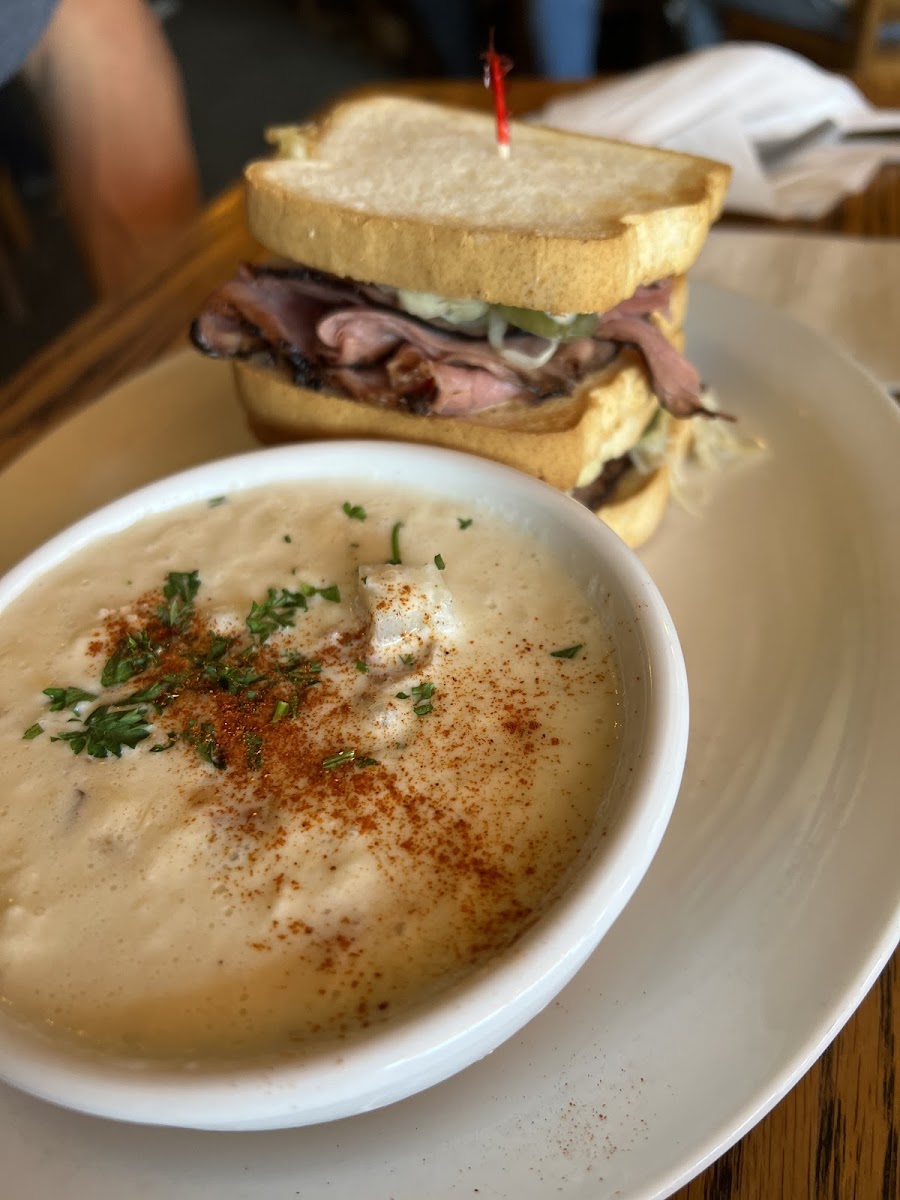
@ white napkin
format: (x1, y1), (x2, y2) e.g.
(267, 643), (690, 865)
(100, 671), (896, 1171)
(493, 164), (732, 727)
(533, 44), (900, 219)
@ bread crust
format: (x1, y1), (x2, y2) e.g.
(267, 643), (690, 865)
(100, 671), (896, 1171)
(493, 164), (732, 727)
(247, 97), (730, 315)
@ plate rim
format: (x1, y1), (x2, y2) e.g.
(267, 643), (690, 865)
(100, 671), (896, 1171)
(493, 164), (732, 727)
(0, 280), (899, 1199)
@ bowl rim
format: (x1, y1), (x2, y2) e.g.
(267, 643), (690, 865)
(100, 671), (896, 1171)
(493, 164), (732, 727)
(0, 439), (689, 1130)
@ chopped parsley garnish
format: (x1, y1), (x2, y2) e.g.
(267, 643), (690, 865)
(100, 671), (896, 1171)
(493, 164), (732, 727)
(322, 748), (378, 770)
(388, 521), (403, 565)
(550, 644), (583, 659)
(246, 587), (310, 641)
(24, 568), (338, 770)
(208, 496), (227, 508)
(399, 653), (415, 666)
(42, 686), (96, 712)
(355, 660), (369, 673)
(322, 749), (356, 770)
(101, 630), (160, 688)
(121, 680), (170, 708)
(411, 681), (436, 716)
(190, 721), (226, 770)
(157, 570), (201, 631)
(434, 553), (446, 571)
(283, 534), (292, 543)
(394, 680), (436, 717)
(342, 502), (367, 521)
(51, 705), (153, 758)
(457, 517), (473, 530)
(279, 654), (322, 687)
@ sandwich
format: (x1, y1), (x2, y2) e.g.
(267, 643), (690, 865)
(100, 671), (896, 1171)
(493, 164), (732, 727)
(191, 96), (731, 547)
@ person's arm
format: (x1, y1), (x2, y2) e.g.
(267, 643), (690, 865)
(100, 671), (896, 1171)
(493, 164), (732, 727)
(24, 0), (201, 296)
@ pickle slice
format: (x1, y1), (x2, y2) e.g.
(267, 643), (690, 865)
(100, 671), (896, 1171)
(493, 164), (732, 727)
(493, 306), (598, 341)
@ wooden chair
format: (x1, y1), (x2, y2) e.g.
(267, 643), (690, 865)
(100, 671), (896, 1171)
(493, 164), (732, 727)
(721, 0), (900, 73)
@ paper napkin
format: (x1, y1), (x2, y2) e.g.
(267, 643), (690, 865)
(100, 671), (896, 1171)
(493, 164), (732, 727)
(533, 44), (900, 219)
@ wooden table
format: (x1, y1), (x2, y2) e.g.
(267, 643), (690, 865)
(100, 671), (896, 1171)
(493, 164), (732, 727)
(1, 75), (898, 1200)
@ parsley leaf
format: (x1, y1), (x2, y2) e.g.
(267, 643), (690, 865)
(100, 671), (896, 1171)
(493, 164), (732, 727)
(278, 654), (322, 688)
(246, 587), (308, 641)
(457, 517), (473, 530)
(550, 644), (583, 659)
(188, 721), (226, 770)
(412, 681), (435, 717)
(434, 553), (445, 571)
(322, 748), (378, 770)
(42, 686), (96, 712)
(101, 630), (159, 688)
(22, 723), (43, 740)
(342, 502), (367, 521)
(158, 570), (201, 631)
(323, 749), (356, 770)
(52, 704), (152, 758)
(388, 521), (403, 565)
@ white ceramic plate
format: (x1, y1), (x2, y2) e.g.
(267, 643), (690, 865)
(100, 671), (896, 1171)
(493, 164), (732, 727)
(1, 282), (898, 1199)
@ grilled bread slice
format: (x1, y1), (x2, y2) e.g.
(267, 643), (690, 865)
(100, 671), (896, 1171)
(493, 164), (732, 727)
(246, 96), (730, 315)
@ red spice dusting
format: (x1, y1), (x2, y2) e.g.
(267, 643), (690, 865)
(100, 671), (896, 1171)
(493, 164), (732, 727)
(76, 562), (606, 1045)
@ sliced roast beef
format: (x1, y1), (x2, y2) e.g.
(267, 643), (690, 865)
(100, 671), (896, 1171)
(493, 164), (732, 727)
(193, 263), (712, 419)
(605, 280), (673, 320)
(571, 454), (633, 509)
(191, 306), (268, 359)
(594, 314), (709, 419)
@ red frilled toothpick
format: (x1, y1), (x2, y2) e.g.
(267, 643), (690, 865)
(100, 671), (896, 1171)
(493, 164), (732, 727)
(482, 31), (513, 159)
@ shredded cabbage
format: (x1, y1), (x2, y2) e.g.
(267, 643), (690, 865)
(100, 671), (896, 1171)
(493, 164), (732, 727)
(668, 389), (769, 515)
(629, 412), (670, 476)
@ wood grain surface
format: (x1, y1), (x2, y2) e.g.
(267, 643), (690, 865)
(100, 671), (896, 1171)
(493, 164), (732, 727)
(0, 73), (898, 1200)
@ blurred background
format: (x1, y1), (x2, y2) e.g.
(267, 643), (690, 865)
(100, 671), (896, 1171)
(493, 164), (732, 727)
(1, 0), (898, 382)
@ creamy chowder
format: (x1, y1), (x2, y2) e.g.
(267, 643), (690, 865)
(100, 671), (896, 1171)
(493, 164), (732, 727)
(0, 482), (621, 1061)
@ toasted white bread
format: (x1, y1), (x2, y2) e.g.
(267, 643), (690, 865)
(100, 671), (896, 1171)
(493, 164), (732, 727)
(234, 347), (655, 492)
(235, 355), (693, 548)
(248, 96), (730, 315)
